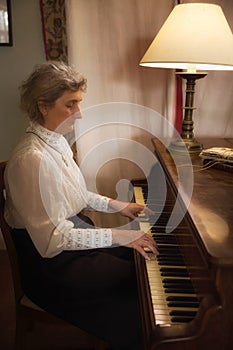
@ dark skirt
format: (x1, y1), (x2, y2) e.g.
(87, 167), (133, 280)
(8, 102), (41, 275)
(11, 214), (143, 350)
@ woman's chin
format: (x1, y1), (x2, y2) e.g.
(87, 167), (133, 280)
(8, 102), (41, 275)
(57, 122), (75, 135)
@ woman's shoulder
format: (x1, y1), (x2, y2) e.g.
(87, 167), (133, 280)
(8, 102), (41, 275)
(7, 133), (44, 167)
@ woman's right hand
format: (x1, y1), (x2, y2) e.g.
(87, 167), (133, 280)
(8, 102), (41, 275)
(112, 229), (159, 260)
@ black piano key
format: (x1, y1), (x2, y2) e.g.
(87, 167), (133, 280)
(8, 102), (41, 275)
(161, 267), (187, 273)
(161, 270), (189, 277)
(156, 244), (180, 250)
(166, 296), (199, 302)
(162, 278), (192, 284)
(157, 247), (180, 253)
(153, 238), (178, 244)
(158, 255), (185, 261)
(151, 227), (167, 233)
(158, 261), (185, 266)
(157, 247), (181, 255)
(158, 259), (185, 265)
(158, 262), (185, 267)
(152, 236), (178, 244)
(164, 284), (192, 290)
(170, 310), (197, 317)
(152, 233), (176, 238)
(154, 227), (191, 235)
(157, 254), (184, 260)
(164, 283), (194, 290)
(161, 274), (189, 279)
(165, 288), (195, 294)
(168, 301), (200, 308)
(158, 258), (185, 264)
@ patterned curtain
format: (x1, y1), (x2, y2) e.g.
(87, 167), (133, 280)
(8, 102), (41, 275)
(39, 0), (68, 63)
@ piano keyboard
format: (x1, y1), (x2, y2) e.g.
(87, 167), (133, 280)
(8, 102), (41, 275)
(134, 185), (200, 325)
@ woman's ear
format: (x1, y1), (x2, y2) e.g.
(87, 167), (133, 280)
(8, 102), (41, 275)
(37, 100), (48, 116)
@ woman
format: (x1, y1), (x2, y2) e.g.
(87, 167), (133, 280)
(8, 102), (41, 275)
(4, 61), (158, 350)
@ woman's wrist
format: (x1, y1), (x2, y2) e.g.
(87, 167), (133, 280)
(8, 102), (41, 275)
(108, 199), (128, 214)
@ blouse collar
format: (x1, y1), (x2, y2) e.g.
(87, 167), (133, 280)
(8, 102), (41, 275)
(26, 122), (72, 156)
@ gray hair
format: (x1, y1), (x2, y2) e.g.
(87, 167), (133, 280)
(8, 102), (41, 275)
(19, 61), (87, 123)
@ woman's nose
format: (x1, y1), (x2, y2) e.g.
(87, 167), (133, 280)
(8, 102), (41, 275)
(72, 110), (82, 120)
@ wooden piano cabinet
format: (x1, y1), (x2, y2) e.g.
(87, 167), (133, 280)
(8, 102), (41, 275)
(133, 138), (233, 350)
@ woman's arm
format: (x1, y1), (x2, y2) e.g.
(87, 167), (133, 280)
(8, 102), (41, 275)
(5, 151), (113, 257)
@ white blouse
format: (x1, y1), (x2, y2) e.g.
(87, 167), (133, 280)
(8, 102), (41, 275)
(4, 122), (112, 258)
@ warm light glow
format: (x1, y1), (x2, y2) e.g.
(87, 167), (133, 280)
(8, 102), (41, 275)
(140, 3), (233, 71)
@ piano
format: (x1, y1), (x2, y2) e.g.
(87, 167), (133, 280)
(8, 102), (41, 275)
(132, 137), (233, 350)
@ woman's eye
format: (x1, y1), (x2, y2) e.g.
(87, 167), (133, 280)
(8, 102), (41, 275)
(66, 103), (75, 109)
(66, 101), (80, 110)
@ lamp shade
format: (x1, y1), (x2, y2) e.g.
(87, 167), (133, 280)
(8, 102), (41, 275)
(140, 3), (233, 71)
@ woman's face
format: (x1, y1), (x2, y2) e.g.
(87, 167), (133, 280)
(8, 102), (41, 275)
(40, 90), (83, 134)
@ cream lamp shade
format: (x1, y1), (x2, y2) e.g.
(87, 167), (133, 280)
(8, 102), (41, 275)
(140, 3), (233, 72)
(140, 3), (233, 154)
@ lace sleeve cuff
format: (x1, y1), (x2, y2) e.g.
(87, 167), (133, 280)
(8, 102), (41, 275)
(63, 228), (112, 250)
(86, 191), (110, 212)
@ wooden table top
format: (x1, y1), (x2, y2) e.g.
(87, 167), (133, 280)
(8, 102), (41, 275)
(152, 137), (233, 267)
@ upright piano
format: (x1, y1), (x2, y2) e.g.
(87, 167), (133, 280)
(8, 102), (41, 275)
(132, 138), (233, 350)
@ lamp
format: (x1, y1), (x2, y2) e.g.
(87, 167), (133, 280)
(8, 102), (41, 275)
(140, 3), (233, 154)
